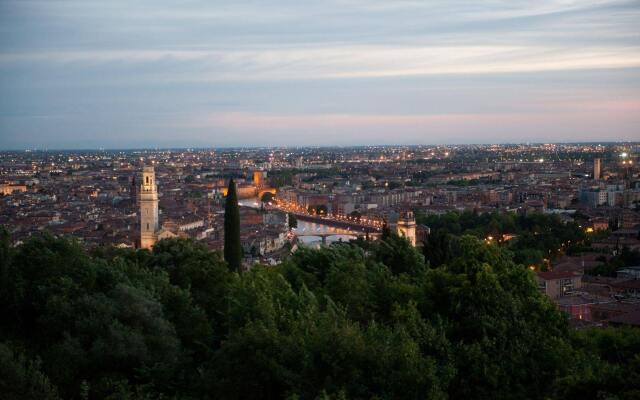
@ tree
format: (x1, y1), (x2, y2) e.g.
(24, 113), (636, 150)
(224, 178), (243, 271)
(381, 220), (392, 240)
(422, 231), (453, 267)
(2, 226), (639, 399)
(0, 342), (60, 400)
(0, 227), (12, 318)
(260, 192), (274, 204)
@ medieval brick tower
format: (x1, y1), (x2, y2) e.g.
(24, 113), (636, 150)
(140, 165), (159, 249)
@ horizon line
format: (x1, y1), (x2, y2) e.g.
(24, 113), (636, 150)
(1, 141), (638, 153)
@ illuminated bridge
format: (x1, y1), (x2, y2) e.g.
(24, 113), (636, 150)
(295, 232), (358, 244)
(293, 213), (381, 234)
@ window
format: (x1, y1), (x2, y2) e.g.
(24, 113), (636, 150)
(560, 278), (574, 296)
(146, 223), (149, 230)
(146, 176), (149, 184)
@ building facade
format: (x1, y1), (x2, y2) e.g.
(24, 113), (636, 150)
(396, 211), (417, 246)
(140, 165), (159, 249)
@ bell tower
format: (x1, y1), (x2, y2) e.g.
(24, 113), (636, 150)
(140, 165), (159, 249)
(396, 211), (416, 246)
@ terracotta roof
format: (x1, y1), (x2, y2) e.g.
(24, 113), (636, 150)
(553, 262), (583, 272)
(537, 270), (582, 280)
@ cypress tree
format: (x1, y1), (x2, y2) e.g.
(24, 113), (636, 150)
(224, 178), (242, 271)
(381, 219), (392, 240)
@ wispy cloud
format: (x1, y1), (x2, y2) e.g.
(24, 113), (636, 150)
(2, 45), (639, 82)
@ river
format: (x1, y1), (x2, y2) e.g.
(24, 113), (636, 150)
(293, 220), (359, 247)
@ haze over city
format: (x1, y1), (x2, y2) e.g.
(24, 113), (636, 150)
(1, 0), (640, 149)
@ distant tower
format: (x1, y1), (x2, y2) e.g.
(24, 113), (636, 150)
(253, 170), (265, 187)
(593, 158), (601, 181)
(140, 165), (159, 249)
(396, 211), (416, 246)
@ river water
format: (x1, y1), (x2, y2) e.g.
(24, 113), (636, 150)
(293, 220), (359, 247)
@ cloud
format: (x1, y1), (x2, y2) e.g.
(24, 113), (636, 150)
(0, 0), (639, 148)
(2, 45), (639, 83)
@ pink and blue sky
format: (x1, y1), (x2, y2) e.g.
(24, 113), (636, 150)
(1, 0), (639, 149)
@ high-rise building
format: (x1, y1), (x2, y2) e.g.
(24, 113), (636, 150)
(140, 165), (159, 249)
(593, 158), (601, 180)
(396, 211), (416, 246)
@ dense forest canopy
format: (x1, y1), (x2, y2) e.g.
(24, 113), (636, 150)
(1, 227), (639, 399)
(416, 210), (639, 270)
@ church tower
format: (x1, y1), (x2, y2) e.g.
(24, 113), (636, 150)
(140, 165), (159, 249)
(396, 211), (416, 246)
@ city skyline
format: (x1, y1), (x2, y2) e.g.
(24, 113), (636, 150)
(1, 0), (640, 149)
(2, 141), (640, 152)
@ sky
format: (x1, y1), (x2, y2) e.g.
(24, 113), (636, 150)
(0, 0), (639, 149)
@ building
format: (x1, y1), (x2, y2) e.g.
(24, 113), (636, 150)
(617, 267), (640, 280)
(536, 270), (583, 300)
(396, 211), (416, 246)
(140, 165), (159, 249)
(610, 279), (640, 299)
(579, 188), (608, 207)
(594, 158), (601, 181)
(0, 183), (27, 195)
(253, 170), (266, 187)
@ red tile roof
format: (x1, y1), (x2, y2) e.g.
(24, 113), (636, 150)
(537, 270), (582, 281)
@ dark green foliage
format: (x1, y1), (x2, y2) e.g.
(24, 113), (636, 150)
(0, 342), (60, 400)
(224, 178), (243, 271)
(554, 327), (640, 399)
(422, 231), (454, 267)
(0, 230), (638, 399)
(370, 233), (425, 276)
(260, 191), (275, 204)
(416, 210), (588, 264)
(381, 219), (392, 240)
(587, 246), (640, 277)
(0, 234), (182, 398)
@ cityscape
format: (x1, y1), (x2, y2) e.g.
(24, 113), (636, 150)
(2, 143), (640, 398)
(2, 0), (640, 399)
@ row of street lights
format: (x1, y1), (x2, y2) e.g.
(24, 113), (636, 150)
(274, 199), (384, 228)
